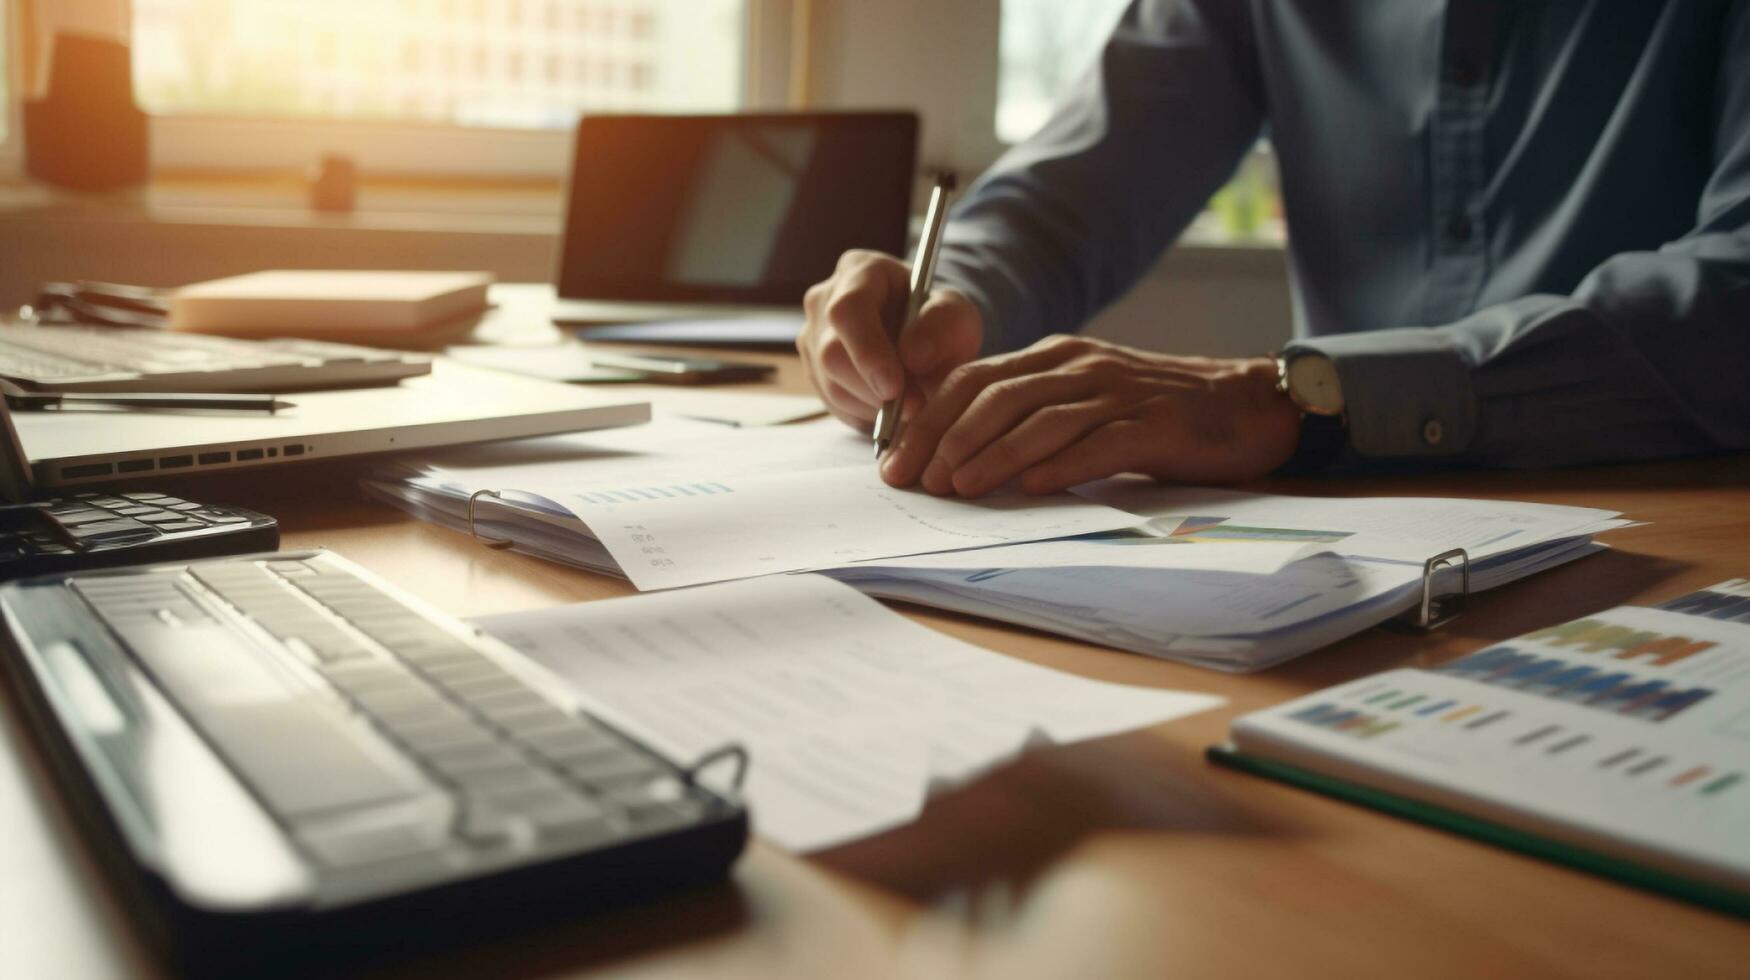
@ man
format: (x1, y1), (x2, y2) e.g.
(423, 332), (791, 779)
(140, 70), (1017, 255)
(798, 1), (1750, 498)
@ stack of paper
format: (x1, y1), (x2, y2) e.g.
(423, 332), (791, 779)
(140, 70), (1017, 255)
(360, 419), (1288, 591)
(833, 484), (1631, 671)
(474, 574), (1223, 851)
(364, 423), (1632, 671)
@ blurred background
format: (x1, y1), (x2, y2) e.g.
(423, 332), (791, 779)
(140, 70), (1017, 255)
(0, 0), (1290, 355)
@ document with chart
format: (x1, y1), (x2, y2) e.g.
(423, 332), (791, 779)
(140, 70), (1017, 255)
(362, 419), (1325, 590)
(474, 574), (1222, 851)
(1213, 584), (1750, 912)
(832, 485), (1629, 671)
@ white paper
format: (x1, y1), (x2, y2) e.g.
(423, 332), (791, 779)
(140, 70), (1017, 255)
(473, 574), (1223, 851)
(636, 388), (826, 427)
(416, 420), (1144, 591)
(841, 521), (1316, 575)
(1075, 481), (1621, 563)
(571, 467), (1147, 590)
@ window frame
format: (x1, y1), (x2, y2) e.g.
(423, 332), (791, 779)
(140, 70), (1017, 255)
(0, 0), (20, 174)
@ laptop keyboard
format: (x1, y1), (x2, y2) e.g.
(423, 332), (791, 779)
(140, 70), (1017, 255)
(70, 555), (707, 873)
(0, 323), (428, 390)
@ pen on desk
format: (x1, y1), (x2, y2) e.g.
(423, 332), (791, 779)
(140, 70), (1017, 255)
(0, 379), (292, 414)
(873, 172), (957, 458)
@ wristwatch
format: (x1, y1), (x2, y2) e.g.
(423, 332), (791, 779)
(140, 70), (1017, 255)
(1274, 350), (1348, 474)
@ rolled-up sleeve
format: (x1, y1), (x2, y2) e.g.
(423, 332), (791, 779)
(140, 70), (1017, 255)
(933, 0), (1266, 356)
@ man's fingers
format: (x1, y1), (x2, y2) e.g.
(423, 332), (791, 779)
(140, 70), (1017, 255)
(818, 337), (878, 407)
(823, 254), (910, 401)
(820, 378), (878, 431)
(950, 398), (1118, 497)
(933, 372), (1097, 472)
(880, 340), (1079, 486)
(900, 290), (982, 376)
(1017, 419), (1151, 495)
(880, 359), (1003, 486)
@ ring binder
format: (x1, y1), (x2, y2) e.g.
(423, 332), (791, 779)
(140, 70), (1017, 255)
(683, 742), (751, 797)
(1389, 547), (1470, 632)
(466, 489), (515, 550)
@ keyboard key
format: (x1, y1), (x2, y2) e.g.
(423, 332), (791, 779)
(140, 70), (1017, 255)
(324, 662), (429, 698)
(198, 512), (250, 524)
(135, 511), (186, 523)
(124, 623), (429, 820)
(448, 764), (556, 798)
(158, 520), (207, 532)
(296, 818), (449, 871)
(167, 501), (203, 512)
(51, 509), (109, 526)
(67, 518), (157, 543)
(420, 658), (518, 689)
(425, 742), (525, 778)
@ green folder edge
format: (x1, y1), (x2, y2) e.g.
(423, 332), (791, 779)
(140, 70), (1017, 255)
(1205, 744), (1750, 919)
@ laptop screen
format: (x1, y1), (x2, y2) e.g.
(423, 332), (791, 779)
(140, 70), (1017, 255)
(557, 112), (917, 306)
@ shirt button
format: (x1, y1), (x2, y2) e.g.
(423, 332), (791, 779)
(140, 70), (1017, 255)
(1422, 419), (1445, 446)
(1445, 212), (1473, 244)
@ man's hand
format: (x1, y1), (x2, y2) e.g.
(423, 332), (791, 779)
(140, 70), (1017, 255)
(880, 335), (1302, 496)
(798, 250), (984, 431)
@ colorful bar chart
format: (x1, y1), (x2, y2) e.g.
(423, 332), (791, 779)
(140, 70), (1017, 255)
(1659, 589), (1750, 624)
(1437, 644), (1715, 722)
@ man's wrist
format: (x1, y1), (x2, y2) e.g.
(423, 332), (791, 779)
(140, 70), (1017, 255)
(1266, 352), (1350, 475)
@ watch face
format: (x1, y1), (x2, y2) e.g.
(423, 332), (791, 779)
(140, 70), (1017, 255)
(1286, 354), (1345, 416)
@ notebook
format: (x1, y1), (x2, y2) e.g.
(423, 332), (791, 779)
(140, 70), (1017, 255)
(1209, 580), (1750, 915)
(170, 270), (492, 336)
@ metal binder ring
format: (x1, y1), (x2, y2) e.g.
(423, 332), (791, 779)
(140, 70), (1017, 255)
(466, 489), (515, 550)
(684, 743), (751, 796)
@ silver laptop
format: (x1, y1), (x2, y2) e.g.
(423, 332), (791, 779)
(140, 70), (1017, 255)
(0, 320), (433, 392)
(14, 359), (650, 489)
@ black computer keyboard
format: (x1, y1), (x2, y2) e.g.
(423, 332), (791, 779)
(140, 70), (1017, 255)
(0, 550), (747, 968)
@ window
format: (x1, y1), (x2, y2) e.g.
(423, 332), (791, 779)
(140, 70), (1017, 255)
(995, 0), (1129, 144)
(995, 0), (1282, 243)
(131, 0), (745, 132)
(0, 0), (11, 149)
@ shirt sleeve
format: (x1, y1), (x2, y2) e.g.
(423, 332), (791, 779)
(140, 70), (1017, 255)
(1288, 7), (1750, 468)
(932, 0), (1266, 356)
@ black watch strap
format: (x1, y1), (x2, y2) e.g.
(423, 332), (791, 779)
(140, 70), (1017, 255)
(1276, 411), (1348, 475)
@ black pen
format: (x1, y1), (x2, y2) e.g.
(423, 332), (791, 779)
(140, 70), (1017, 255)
(873, 172), (956, 458)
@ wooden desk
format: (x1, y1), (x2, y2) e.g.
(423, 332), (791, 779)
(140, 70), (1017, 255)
(4, 356), (1748, 977)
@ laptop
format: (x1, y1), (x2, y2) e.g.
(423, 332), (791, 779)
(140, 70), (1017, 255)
(12, 358), (651, 489)
(552, 112), (917, 342)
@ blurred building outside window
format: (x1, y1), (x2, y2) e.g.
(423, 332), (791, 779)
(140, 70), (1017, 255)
(130, 0), (744, 131)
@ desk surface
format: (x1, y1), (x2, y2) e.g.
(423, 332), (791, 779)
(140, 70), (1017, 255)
(4, 350), (1749, 978)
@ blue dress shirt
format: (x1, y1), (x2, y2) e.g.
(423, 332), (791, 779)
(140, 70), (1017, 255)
(932, 0), (1750, 467)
